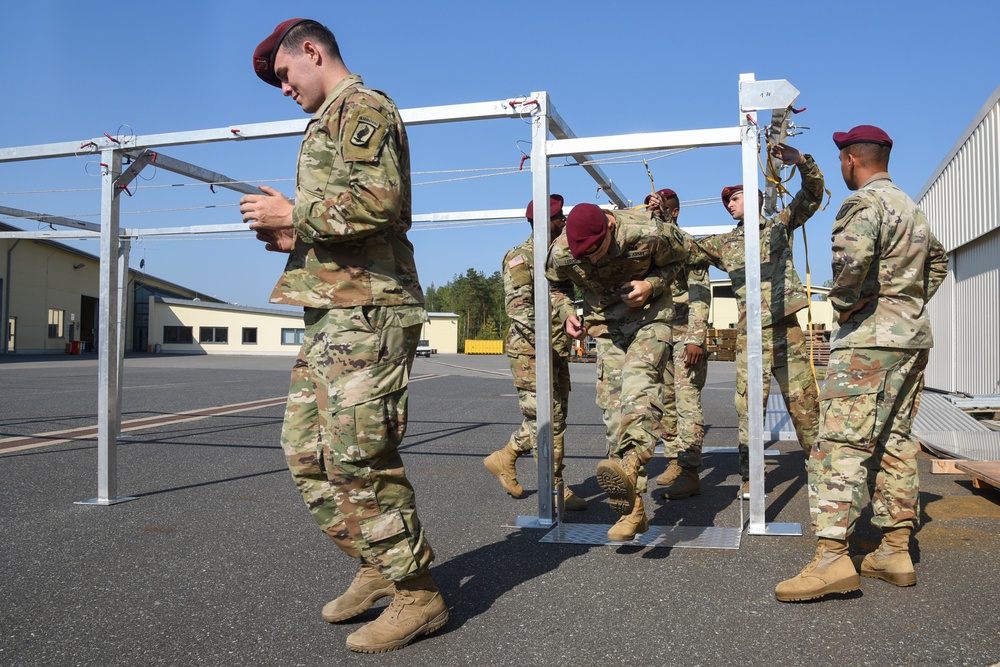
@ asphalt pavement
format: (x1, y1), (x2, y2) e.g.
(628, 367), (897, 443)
(1, 353), (998, 666)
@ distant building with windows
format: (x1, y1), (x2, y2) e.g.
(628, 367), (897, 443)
(1, 222), (220, 355)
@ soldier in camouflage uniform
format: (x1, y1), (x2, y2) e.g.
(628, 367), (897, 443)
(776, 125), (948, 602)
(644, 189), (711, 500)
(484, 195), (588, 511)
(240, 19), (446, 653)
(546, 203), (688, 540)
(695, 143), (823, 498)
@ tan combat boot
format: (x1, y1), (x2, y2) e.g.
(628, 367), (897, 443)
(322, 561), (395, 622)
(596, 450), (640, 515)
(345, 570), (449, 653)
(775, 538), (861, 602)
(854, 527), (916, 587)
(562, 485), (589, 511)
(607, 495), (649, 541)
(656, 460), (682, 487)
(658, 462), (701, 500)
(484, 444), (523, 498)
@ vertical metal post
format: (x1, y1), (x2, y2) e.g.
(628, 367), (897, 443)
(117, 238), (130, 402)
(514, 91), (556, 528)
(77, 149), (135, 506)
(739, 74), (767, 533)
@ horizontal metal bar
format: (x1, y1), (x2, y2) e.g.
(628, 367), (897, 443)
(548, 127), (741, 158)
(413, 208), (524, 223)
(0, 99), (531, 163)
(0, 205), (101, 232)
(125, 150), (261, 196)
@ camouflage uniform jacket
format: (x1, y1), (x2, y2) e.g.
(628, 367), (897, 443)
(270, 74), (424, 308)
(503, 235), (571, 358)
(829, 172), (948, 350)
(655, 217), (711, 346)
(696, 155), (824, 329)
(545, 209), (688, 339)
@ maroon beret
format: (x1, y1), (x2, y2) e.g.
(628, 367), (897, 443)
(644, 188), (678, 206)
(721, 184), (743, 208)
(566, 203), (609, 259)
(253, 18), (308, 87)
(525, 194), (564, 222)
(832, 125), (893, 150)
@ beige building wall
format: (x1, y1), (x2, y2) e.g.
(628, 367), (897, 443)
(707, 280), (834, 332)
(421, 312), (459, 354)
(148, 298), (303, 355)
(1, 237), (101, 354)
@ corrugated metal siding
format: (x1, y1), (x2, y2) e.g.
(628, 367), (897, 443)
(918, 96), (1000, 252)
(954, 232), (1000, 394)
(925, 261), (954, 391)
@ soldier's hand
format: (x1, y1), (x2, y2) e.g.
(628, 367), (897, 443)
(241, 185), (294, 231)
(255, 228), (295, 253)
(770, 143), (804, 166)
(683, 343), (704, 366)
(621, 280), (653, 307)
(564, 315), (587, 341)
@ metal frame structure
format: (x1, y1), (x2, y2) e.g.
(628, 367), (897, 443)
(0, 74), (799, 539)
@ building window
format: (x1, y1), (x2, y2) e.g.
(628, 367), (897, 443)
(281, 328), (304, 345)
(242, 327), (258, 344)
(47, 309), (65, 338)
(163, 326), (194, 344)
(199, 327), (229, 343)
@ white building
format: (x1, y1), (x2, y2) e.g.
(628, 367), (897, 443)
(918, 84), (1000, 395)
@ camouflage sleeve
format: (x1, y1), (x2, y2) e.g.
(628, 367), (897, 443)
(545, 248), (577, 325)
(693, 233), (724, 270)
(924, 229), (949, 302)
(648, 221), (688, 294)
(502, 247), (534, 337)
(778, 154), (825, 231)
(295, 92), (404, 242)
(685, 263), (711, 346)
(828, 193), (878, 313)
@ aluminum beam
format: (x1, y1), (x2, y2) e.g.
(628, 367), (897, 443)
(0, 99), (529, 163)
(0, 206), (101, 233)
(547, 127), (741, 158)
(123, 149), (262, 196)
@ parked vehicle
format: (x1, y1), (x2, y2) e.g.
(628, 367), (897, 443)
(416, 339), (436, 357)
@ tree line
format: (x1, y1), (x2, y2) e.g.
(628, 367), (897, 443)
(425, 268), (509, 347)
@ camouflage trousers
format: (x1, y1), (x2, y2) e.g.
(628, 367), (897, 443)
(280, 305), (433, 582)
(595, 321), (672, 494)
(660, 324), (707, 469)
(735, 314), (819, 479)
(507, 352), (571, 478)
(808, 347), (928, 541)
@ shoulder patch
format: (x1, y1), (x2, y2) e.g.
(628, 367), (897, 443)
(835, 202), (854, 220)
(342, 108), (390, 163)
(508, 255), (525, 268)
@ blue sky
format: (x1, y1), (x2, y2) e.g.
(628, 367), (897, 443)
(2, 1), (996, 308)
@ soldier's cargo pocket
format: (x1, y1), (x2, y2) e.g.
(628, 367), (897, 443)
(358, 508), (418, 579)
(819, 365), (887, 446)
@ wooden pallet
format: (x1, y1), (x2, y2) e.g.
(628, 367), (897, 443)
(955, 461), (1000, 492)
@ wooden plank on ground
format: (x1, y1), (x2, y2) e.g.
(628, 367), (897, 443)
(955, 461), (1000, 491)
(931, 459), (965, 474)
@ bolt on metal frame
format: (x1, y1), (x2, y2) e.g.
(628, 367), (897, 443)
(0, 75), (800, 538)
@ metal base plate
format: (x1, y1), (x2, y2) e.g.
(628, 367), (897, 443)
(747, 521), (802, 536)
(74, 496), (138, 506)
(539, 522), (742, 549)
(504, 515), (556, 529)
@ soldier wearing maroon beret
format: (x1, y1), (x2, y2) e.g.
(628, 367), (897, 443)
(695, 143), (824, 501)
(485, 195), (590, 511)
(546, 202), (689, 540)
(777, 125), (948, 602)
(643, 189), (712, 501)
(239, 18), (447, 653)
